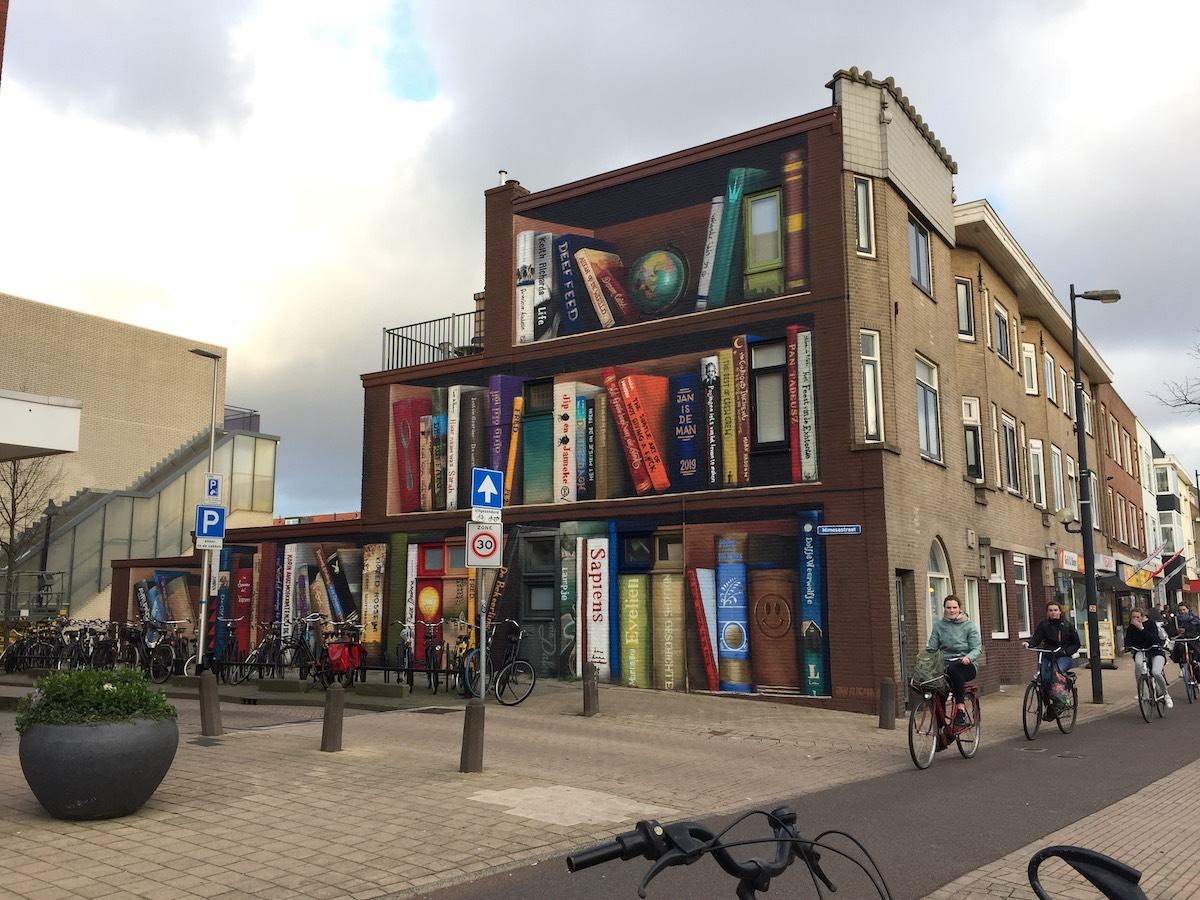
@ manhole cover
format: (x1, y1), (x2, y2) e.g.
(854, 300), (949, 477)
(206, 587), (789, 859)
(407, 707), (461, 715)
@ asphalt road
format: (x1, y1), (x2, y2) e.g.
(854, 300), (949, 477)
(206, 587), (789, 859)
(425, 695), (1200, 899)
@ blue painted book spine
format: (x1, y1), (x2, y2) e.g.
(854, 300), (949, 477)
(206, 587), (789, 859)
(715, 532), (752, 692)
(669, 374), (701, 492)
(555, 234), (609, 335)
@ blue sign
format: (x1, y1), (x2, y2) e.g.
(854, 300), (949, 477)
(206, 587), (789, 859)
(817, 524), (861, 536)
(195, 504), (227, 541)
(471, 467), (504, 509)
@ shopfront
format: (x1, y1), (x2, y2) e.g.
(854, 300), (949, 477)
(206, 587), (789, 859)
(1055, 549), (1116, 665)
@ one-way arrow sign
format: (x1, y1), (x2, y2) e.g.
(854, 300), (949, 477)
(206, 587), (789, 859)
(471, 467), (504, 523)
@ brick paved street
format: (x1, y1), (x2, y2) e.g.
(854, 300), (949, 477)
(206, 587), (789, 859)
(0, 666), (1158, 899)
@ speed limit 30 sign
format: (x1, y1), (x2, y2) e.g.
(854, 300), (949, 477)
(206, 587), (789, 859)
(466, 522), (503, 568)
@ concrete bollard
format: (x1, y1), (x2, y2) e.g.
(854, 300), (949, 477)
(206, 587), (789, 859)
(459, 697), (485, 773)
(320, 682), (345, 752)
(198, 670), (224, 737)
(583, 662), (599, 717)
(878, 677), (896, 730)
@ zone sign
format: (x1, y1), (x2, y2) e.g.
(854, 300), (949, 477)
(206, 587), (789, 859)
(466, 522), (503, 569)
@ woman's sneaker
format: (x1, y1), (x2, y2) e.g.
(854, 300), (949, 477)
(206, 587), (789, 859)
(1166, 692), (1174, 709)
(953, 708), (968, 727)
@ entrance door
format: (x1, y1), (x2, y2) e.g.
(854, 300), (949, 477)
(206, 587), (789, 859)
(518, 533), (559, 677)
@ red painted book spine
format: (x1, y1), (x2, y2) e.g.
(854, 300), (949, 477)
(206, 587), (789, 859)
(619, 375), (671, 494)
(602, 366), (652, 495)
(687, 567), (719, 692)
(783, 145), (810, 292)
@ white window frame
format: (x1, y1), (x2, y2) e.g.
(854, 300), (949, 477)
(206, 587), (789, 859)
(909, 216), (932, 294)
(1082, 392), (1093, 435)
(1155, 466), (1171, 495)
(1129, 504), (1141, 550)
(1090, 472), (1101, 531)
(854, 177), (875, 257)
(1050, 444), (1065, 516)
(989, 551), (1009, 640)
(955, 278), (975, 340)
(1122, 430), (1133, 476)
(962, 397), (984, 482)
(1066, 455), (1079, 520)
(916, 355), (942, 461)
(1019, 423), (1028, 500)
(1045, 352), (1057, 403)
(927, 540), (952, 634)
(991, 403), (1002, 487)
(1109, 416), (1121, 463)
(1013, 553), (1031, 639)
(993, 302), (1011, 363)
(1021, 343), (1038, 394)
(860, 330), (884, 443)
(1029, 439), (1046, 509)
(963, 576), (982, 630)
(1059, 367), (1071, 415)
(1001, 413), (1020, 494)
(1117, 494), (1128, 545)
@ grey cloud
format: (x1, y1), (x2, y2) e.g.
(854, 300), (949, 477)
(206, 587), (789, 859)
(5, 0), (254, 136)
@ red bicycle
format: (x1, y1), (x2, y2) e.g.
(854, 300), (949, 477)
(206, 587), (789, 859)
(908, 672), (981, 769)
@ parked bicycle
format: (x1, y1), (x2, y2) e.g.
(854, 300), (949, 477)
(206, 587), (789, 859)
(213, 616), (245, 683)
(391, 619), (415, 689)
(907, 668), (980, 769)
(1022, 647), (1077, 739)
(311, 620), (362, 689)
(232, 621), (283, 684)
(464, 618), (536, 706)
(278, 613), (325, 683)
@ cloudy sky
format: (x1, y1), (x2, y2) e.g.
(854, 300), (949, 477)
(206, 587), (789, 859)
(1, 0), (1198, 515)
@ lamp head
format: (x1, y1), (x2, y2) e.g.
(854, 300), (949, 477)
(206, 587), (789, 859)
(189, 348), (222, 361)
(1055, 506), (1075, 526)
(1078, 288), (1121, 304)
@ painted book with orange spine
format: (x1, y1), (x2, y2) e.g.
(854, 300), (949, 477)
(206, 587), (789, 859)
(618, 373), (671, 494)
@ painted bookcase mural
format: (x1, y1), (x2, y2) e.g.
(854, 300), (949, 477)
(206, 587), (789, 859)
(385, 319), (818, 516)
(512, 134), (811, 345)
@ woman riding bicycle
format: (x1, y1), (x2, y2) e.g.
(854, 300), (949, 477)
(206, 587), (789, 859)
(1168, 602), (1200, 676)
(1125, 607), (1172, 709)
(1023, 601), (1080, 684)
(925, 595), (981, 726)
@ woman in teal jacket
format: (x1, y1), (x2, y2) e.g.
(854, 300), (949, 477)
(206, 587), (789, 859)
(926, 595), (982, 726)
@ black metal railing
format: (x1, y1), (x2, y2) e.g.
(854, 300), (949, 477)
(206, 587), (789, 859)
(382, 310), (484, 371)
(1, 571), (69, 629)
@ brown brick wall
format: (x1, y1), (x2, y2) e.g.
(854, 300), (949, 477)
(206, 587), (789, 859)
(1095, 383), (1145, 559)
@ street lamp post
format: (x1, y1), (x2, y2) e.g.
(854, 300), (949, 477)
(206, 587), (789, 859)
(190, 348), (222, 674)
(1069, 284), (1120, 704)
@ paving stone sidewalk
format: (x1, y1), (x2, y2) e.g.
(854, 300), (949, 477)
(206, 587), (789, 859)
(925, 754), (1200, 899)
(0, 667), (1137, 900)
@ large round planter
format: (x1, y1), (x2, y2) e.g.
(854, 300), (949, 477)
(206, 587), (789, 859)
(19, 718), (179, 820)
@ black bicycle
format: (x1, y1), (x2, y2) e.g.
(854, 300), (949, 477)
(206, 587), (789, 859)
(1022, 646), (1077, 739)
(569, 808), (1147, 898)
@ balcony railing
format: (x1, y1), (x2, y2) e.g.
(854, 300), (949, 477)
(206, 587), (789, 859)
(382, 310), (484, 371)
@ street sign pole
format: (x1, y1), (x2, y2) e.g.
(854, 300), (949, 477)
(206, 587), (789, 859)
(478, 566), (487, 699)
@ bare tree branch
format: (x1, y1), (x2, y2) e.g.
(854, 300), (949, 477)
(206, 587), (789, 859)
(1155, 339), (1200, 415)
(1, 456), (63, 638)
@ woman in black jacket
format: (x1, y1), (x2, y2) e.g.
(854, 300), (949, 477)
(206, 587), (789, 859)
(1126, 607), (1172, 709)
(1023, 601), (1081, 686)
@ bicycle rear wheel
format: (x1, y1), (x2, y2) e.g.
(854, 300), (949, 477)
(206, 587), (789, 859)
(1138, 675), (1154, 723)
(1056, 682), (1078, 734)
(908, 697), (938, 770)
(149, 645), (174, 684)
(91, 644), (115, 670)
(1021, 681), (1042, 741)
(495, 659), (536, 706)
(231, 648), (256, 684)
(956, 692), (981, 759)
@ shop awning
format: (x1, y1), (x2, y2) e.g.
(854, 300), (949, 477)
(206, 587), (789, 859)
(1098, 573), (1148, 593)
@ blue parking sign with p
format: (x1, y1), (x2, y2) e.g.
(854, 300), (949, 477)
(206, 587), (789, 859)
(195, 504), (226, 540)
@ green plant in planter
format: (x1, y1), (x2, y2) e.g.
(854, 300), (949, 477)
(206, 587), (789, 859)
(16, 667), (176, 733)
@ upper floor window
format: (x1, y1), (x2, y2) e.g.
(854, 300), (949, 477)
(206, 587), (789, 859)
(1050, 444), (1065, 515)
(1090, 473), (1101, 531)
(861, 330), (884, 443)
(1066, 455), (1079, 520)
(750, 340), (787, 449)
(916, 355), (941, 461)
(1082, 392), (1093, 435)
(1117, 494), (1128, 545)
(963, 397), (983, 481)
(908, 216), (931, 294)
(854, 177), (875, 257)
(1155, 465), (1171, 494)
(1021, 343), (1038, 394)
(1121, 430), (1133, 476)
(993, 302), (1011, 363)
(1001, 414), (1020, 493)
(1029, 439), (1046, 508)
(1059, 367), (1071, 416)
(1044, 352), (1057, 403)
(955, 279), (974, 339)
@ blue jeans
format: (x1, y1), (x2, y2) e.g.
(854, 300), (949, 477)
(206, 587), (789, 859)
(1038, 654), (1072, 685)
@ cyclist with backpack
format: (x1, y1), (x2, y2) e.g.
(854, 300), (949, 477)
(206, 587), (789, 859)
(925, 595), (982, 726)
(1023, 601), (1080, 680)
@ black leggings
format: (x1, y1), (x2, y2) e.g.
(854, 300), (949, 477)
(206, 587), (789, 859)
(945, 661), (978, 703)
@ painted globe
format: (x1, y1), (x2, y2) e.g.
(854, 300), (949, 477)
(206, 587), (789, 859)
(627, 248), (687, 316)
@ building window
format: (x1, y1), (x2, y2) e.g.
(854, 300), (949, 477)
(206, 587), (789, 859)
(1066, 455), (1079, 520)
(1082, 392), (1093, 435)
(990, 403), (1002, 486)
(860, 330), (883, 443)
(963, 577), (982, 628)
(1021, 343), (1038, 394)
(993, 302), (1011, 363)
(1050, 445), (1064, 515)
(1129, 504), (1141, 550)
(1090, 472), (1101, 531)
(854, 177), (875, 257)
(743, 189), (784, 296)
(955, 278), (974, 338)
(1059, 368), (1071, 415)
(963, 398), (983, 481)
(989, 551), (1008, 639)
(750, 340), (787, 448)
(1141, 449), (1152, 491)
(1019, 423), (1028, 499)
(1117, 495), (1128, 545)
(1109, 415), (1120, 463)
(908, 216), (932, 294)
(928, 539), (952, 633)
(1013, 553), (1031, 638)
(1107, 487), (1116, 537)
(916, 355), (941, 461)
(1044, 353), (1056, 403)
(1155, 465), (1170, 494)
(1162, 512), (1179, 553)
(1002, 414), (1020, 493)
(1121, 430), (1133, 476)
(1029, 439), (1046, 508)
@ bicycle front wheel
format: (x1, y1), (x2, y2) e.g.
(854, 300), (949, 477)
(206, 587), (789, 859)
(1138, 675), (1154, 723)
(956, 692), (981, 759)
(495, 659), (536, 706)
(1056, 682), (1078, 734)
(231, 648), (256, 684)
(149, 645), (174, 684)
(1188, 670), (1198, 705)
(907, 697), (938, 770)
(1021, 681), (1042, 741)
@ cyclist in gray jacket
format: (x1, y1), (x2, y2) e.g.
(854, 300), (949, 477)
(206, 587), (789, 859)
(926, 595), (982, 726)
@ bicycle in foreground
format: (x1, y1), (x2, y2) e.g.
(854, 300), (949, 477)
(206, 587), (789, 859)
(1129, 644), (1169, 723)
(1022, 646), (1077, 740)
(907, 670), (980, 769)
(463, 618), (536, 706)
(568, 808), (1147, 898)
